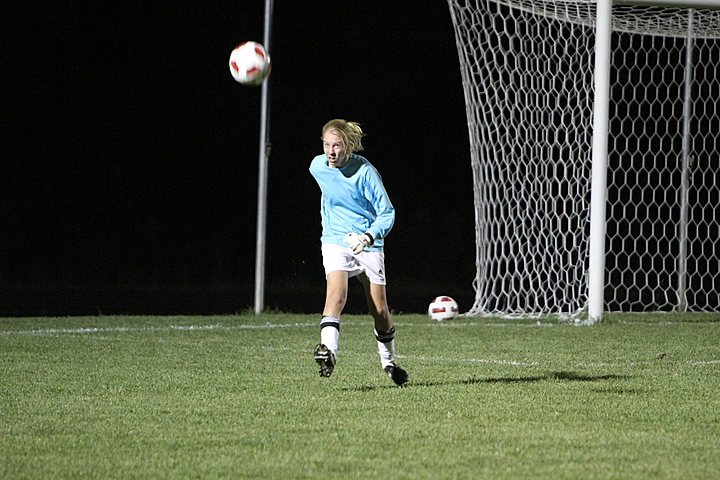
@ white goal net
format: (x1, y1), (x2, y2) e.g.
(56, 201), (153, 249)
(447, 0), (720, 318)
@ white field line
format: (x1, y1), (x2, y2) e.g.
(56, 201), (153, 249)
(400, 354), (615, 370)
(405, 353), (540, 367)
(0, 322), (317, 336)
(2, 322), (718, 369)
(691, 360), (720, 366)
(402, 354), (720, 370)
(0, 320), (552, 337)
(5, 318), (717, 337)
(404, 321), (559, 328)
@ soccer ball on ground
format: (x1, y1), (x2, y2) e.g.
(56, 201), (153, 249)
(428, 296), (459, 321)
(228, 41), (271, 86)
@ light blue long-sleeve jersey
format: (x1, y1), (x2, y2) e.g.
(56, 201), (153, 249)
(309, 153), (395, 251)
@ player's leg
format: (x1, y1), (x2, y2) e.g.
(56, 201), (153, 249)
(320, 269), (347, 354)
(314, 269), (348, 377)
(358, 273), (409, 386)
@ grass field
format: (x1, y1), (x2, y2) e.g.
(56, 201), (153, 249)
(1, 313), (719, 479)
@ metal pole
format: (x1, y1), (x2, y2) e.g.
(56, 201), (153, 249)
(254, 0), (274, 314)
(587, 0), (613, 324)
(677, 10), (695, 311)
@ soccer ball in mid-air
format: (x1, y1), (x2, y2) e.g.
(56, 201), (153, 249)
(228, 41), (271, 86)
(428, 296), (459, 321)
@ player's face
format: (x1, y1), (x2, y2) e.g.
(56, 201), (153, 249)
(323, 132), (348, 168)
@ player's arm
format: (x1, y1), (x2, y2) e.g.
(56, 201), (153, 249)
(345, 168), (395, 254)
(364, 167), (395, 242)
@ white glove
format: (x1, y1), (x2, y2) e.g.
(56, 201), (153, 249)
(344, 232), (374, 255)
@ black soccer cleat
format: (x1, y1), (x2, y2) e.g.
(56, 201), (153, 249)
(384, 363), (409, 386)
(313, 343), (336, 378)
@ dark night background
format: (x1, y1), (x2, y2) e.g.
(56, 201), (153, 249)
(2, 2), (476, 316)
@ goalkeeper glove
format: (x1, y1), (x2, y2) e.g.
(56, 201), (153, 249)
(344, 232), (374, 254)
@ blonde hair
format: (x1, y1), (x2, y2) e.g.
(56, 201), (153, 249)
(321, 119), (365, 153)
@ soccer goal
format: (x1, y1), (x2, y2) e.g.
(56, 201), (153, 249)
(447, 0), (720, 322)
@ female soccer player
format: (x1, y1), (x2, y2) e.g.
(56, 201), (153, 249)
(309, 119), (409, 386)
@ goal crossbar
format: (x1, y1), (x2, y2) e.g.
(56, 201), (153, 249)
(614, 0), (720, 9)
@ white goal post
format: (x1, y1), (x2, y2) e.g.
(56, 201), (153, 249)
(447, 0), (720, 322)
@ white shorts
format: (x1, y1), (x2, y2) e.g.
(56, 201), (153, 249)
(321, 243), (387, 285)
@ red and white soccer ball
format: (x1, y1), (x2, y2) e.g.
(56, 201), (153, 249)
(228, 41), (271, 86)
(428, 296), (459, 321)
